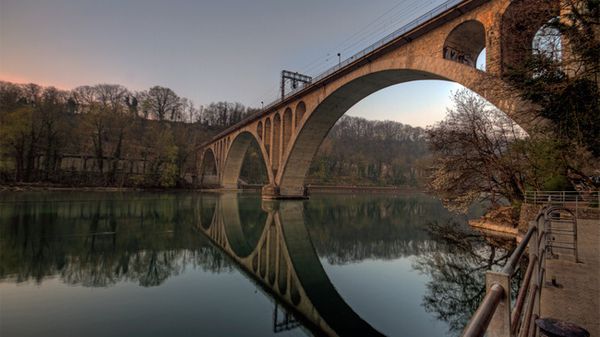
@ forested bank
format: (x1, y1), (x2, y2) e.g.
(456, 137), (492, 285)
(307, 116), (428, 186)
(0, 81), (259, 187)
(0, 81), (430, 188)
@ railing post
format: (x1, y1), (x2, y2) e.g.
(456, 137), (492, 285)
(531, 219), (541, 323)
(485, 271), (511, 337)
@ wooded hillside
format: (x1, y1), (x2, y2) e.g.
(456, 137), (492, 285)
(0, 81), (430, 188)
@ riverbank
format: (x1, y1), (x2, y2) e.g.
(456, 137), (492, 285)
(0, 183), (167, 192)
(0, 183), (422, 194)
(307, 184), (421, 194)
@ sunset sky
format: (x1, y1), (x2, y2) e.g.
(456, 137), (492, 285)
(0, 0), (471, 127)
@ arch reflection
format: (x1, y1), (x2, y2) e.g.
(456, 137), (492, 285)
(196, 193), (385, 337)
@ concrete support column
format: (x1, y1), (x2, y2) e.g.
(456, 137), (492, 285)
(262, 184), (308, 200)
(486, 12), (504, 77)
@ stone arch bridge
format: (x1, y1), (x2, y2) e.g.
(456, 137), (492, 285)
(197, 0), (558, 199)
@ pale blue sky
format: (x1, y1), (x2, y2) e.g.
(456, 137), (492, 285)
(0, 0), (476, 127)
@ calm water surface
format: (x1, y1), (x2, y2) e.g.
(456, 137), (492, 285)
(0, 191), (514, 337)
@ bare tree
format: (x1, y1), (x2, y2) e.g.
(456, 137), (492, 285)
(426, 89), (528, 212)
(142, 86), (182, 121)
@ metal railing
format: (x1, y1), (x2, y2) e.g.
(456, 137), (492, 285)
(524, 190), (599, 207)
(205, 0), (471, 143)
(462, 206), (577, 337)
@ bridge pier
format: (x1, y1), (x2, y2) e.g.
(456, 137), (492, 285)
(262, 184), (308, 200)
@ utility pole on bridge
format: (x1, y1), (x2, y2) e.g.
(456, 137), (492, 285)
(280, 70), (312, 101)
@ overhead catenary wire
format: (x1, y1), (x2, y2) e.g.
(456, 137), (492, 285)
(300, 0), (440, 76)
(257, 0), (449, 108)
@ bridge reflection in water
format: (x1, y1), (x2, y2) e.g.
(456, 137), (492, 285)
(196, 193), (385, 337)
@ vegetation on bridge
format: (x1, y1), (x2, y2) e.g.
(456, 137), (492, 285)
(426, 0), (599, 212)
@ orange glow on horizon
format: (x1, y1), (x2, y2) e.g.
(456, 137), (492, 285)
(0, 73), (72, 90)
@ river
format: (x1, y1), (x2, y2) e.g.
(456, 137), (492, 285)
(0, 191), (516, 337)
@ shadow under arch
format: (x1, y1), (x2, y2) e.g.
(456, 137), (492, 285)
(278, 56), (533, 193)
(222, 131), (272, 188)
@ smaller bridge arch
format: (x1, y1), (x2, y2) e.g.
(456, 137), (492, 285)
(198, 148), (218, 188)
(222, 131), (273, 189)
(443, 20), (486, 68)
(257, 121), (263, 140)
(295, 101), (306, 129)
(271, 113), (282, 172)
(283, 108), (293, 153)
(264, 118), (272, 155)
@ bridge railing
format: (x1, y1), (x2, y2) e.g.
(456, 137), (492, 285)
(206, 0), (467, 143)
(462, 206), (576, 337)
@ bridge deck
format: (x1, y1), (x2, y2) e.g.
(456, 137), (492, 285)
(540, 215), (600, 336)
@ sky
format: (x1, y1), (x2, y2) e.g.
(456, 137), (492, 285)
(0, 0), (474, 127)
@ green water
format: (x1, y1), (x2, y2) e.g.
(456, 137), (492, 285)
(0, 191), (514, 337)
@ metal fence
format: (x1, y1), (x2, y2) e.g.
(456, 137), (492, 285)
(524, 190), (599, 205)
(524, 191), (599, 218)
(462, 206), (577, 337)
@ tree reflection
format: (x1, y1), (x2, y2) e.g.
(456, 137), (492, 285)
(304, 193), (465, 264)
(413, 220), (517, 336)
(0, 193), (232, 287)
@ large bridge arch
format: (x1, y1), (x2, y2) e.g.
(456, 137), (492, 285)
(277, 55), (533, 197)
(222, 131), (273, 188)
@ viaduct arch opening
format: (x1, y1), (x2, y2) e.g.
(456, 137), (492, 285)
(199, 148), (218, 188)
(443, 20), (486, 69)
(278, 61), (526, 198)
(222, 131), (271, 189)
